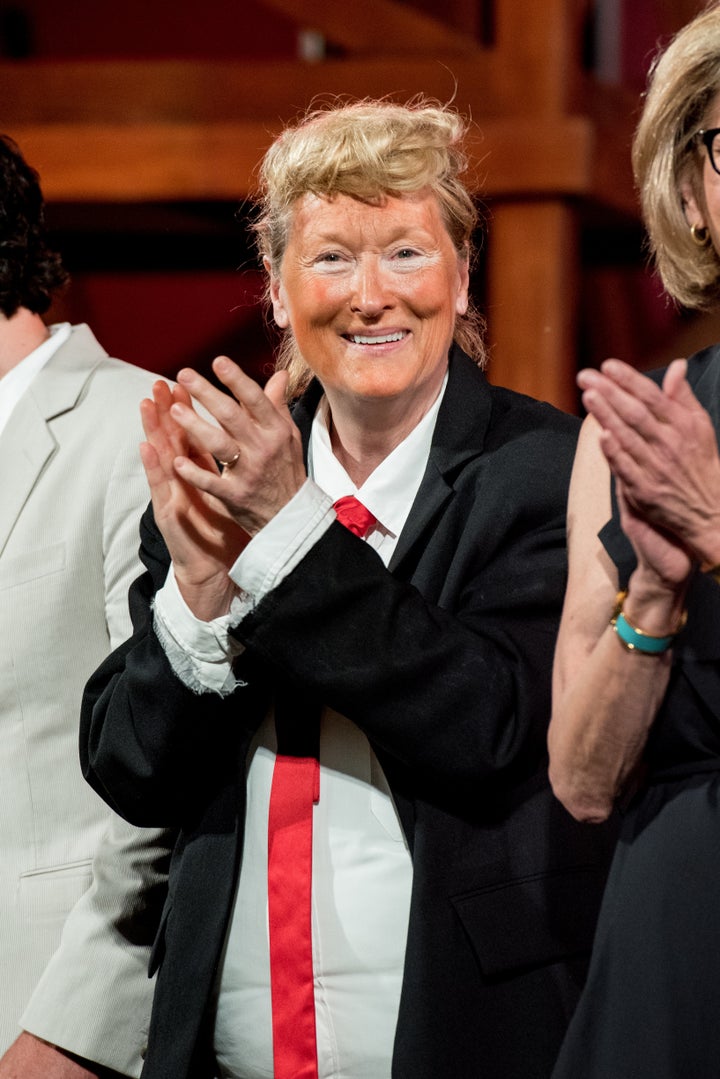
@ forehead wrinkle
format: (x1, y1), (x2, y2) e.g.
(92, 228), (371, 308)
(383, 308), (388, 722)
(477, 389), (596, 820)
(287, 192), (449, 254)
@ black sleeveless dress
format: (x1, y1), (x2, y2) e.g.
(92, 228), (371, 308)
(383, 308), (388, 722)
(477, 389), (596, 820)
(552, 345), (720, 1079)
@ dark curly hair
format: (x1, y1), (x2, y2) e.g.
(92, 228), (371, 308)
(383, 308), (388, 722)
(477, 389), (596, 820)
(0, 134), (68, 317)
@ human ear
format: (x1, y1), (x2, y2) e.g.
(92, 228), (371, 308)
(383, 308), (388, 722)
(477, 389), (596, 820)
(265, 257), (290, 330)
(455, 253), (470, 317)
(679, 175), (706, 230)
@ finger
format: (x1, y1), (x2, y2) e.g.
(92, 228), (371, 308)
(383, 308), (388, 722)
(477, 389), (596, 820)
(176, 365), (242, 428)
(139, 439), (174, 515)
(661, 359), (707, 413)
(263, 370), (301, 438)
(580, 369), (672, 443)
(579, 382), (648, 446)
(175, 363), (264, 447)
(599, 359), (674, 424)
(171, 455), (234, 513)
(152, 381), (194, 458)
(661, 358), (688, 396)
(140, 397), (175, 470)
(596, 427), (649, 489)
(139, 439), (161, 486)
(169, 398), (240, 471)
(263, 369), (291, 414)
(211, 357), (289, 428)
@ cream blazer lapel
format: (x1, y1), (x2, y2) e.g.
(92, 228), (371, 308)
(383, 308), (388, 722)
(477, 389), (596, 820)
(0, 325), (103, 559)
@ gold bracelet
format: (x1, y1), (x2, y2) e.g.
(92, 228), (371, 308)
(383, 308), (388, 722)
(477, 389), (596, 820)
(610, 591), (687, 654)
(702, 562), (720, 586)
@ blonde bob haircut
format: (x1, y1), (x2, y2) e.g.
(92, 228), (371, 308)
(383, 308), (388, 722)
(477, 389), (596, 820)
(633, 2), (720, 309)
(252, 97), (485, 397)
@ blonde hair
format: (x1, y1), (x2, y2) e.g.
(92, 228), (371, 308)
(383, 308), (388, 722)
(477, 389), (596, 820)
(252, 97), (485, 396)
(633, 2), (720, 308)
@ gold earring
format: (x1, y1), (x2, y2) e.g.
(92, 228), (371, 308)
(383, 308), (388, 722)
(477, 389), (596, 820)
(690, 223), (711, 247)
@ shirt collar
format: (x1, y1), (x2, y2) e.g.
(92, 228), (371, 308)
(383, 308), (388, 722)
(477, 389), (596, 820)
(0, 322), (71, 438)
(308, 371), (448, 539)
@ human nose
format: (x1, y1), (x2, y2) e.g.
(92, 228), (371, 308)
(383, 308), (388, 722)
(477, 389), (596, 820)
(349, 257), (393, 317)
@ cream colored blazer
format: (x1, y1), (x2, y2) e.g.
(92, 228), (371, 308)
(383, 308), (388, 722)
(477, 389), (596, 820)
(0, 324), (171, 1076)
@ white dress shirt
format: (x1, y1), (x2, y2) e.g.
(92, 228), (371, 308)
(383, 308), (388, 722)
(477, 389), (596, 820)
(153, 379), (446, 1079)
(0, 322), (71, 437)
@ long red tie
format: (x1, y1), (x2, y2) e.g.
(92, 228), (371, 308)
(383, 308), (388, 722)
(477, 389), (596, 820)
(267, 496), (375, 1079)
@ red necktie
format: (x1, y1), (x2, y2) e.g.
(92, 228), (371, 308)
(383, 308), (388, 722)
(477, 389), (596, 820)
(267, 496), (375, 1079)
(332, 495), (377, 537)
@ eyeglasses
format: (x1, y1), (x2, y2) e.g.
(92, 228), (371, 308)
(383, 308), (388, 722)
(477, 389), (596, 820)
(695, 128), (720, 175)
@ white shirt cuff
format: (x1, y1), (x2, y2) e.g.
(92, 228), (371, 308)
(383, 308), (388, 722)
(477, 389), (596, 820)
(153, 568), (247, 696)
(228, 478), (335, 599)
(152, 480), (335, 696)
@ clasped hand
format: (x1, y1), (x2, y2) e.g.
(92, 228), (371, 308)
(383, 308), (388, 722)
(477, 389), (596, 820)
(578, 357), (720, 588)
(140, 357), (306, 620)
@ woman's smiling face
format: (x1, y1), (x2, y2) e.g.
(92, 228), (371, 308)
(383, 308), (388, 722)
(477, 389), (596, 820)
(267, 189), (469, 422)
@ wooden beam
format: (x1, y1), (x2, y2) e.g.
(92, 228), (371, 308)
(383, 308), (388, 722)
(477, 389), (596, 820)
(0, 57), (503, 125)
(8, 123), (274, 201)
(475, 116), (636, 215)
(8, 116), (636, 218)
(259, 0), (479, 53)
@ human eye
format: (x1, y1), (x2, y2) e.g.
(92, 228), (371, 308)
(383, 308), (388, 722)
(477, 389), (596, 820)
(388, 245), (426, 272)
(313, 250), (347, 269)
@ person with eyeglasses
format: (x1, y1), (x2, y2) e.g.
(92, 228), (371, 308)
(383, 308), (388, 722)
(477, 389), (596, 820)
(548, 5), (720, 1077)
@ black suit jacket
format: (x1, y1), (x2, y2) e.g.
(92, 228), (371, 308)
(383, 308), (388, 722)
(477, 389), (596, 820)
(81, 348), (617, 1079)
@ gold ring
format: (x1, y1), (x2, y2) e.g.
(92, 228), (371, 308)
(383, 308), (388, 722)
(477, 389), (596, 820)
(218, 449), (241, 470)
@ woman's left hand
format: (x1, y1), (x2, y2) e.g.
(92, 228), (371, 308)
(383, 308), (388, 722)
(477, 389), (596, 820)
(169, 357), (307, 537)
(578, 357), (720, 568)
(140, 380), (248, 620)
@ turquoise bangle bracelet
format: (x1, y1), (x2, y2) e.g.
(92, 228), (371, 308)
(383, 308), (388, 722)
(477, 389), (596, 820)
(613, 611), (674, 654)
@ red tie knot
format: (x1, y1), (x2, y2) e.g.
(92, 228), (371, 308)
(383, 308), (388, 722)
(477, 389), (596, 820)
(332, 495), (376, 538)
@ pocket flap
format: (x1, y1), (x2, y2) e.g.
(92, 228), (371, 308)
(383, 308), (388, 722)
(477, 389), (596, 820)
(451, 863), (606, 978)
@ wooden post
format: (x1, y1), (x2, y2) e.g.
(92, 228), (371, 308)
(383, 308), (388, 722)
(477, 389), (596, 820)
(485, 199), (580, 414)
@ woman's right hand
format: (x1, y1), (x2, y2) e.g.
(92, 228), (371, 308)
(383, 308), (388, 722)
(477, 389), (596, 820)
(616, 481), (693, 589)
(140, 380), (248, 620)
(579, 357), (720, 570)
(578, 359), (701, 631)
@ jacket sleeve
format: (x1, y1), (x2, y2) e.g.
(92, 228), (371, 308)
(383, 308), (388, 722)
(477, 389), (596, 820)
(22, 371), (176, 1077)
(81, 413), (574, 822)
(237, 489), (567, 797)
(81, 503), (263, 827)
(20, 816), (170, 1077)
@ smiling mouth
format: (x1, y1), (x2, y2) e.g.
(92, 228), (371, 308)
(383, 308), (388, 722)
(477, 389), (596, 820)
(345, 331), (408, 345)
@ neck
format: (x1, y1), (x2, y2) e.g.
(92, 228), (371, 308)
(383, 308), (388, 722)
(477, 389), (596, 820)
(327, 394), (432, 487)
(0, 308), (51, 378)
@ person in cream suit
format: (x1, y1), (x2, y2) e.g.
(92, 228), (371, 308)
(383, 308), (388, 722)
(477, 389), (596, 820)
(0, 135), (170, 1077)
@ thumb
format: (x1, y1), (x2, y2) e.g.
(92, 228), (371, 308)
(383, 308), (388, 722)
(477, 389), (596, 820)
(264, 369), (292, 418)
(662, 358), (693, 403)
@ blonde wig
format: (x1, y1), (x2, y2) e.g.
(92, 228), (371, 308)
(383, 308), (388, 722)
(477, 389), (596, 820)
(252, 98), (485, 396)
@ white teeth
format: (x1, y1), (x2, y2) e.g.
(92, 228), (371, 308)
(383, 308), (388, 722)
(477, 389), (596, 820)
(349, 331), (405, 345)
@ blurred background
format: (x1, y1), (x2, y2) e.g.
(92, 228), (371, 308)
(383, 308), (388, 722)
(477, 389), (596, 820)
(0, 0), (712, 413)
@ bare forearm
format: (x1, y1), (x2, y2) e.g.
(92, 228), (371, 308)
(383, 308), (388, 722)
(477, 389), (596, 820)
(549, 628), (672, 822)
(549, 570), (685, 822)
(0, 1033), (124, 1079)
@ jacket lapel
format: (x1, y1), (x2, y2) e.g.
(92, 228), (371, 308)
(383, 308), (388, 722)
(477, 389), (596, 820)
(390, 347), (491, 572)
(291, 346), (492, 574)
(0, 325), (104, 557)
